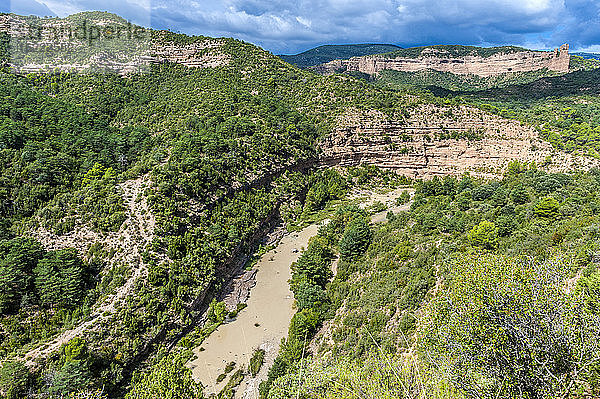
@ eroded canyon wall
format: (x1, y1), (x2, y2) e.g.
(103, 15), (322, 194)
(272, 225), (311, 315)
(320, 105), (597, 178)
(0, 14), (230, 74)
(315, 45), (570, 77)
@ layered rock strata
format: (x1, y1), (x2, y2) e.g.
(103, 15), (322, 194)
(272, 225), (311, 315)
(315, 45), (570, 77)
(0, 14), (230, 74)
(320, 105), (598, 178)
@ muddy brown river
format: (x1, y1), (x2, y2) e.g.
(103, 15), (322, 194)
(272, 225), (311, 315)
(187, 187), (413, 397)
(188, 223), (321, 396)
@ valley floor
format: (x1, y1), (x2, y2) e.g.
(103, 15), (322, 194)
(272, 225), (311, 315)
(188, 222), (319, 396)
(188, 186), (413, 397)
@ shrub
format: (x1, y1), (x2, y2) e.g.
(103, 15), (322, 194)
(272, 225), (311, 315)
(420, 254), (600, 398)
(396, 190), (411, 205)
(510, 184), (529, 204)
(49, 360), (93, 396)
(288, 308), (321, 343)
(63, 337), (88, 363)
(0, 238), (44, 313)
(454, 190), (471, 211)
(471, 184), (495, 201)
(249, 348), (265, 377)
(294, 278), (326, 310)
(34, 249), (89, 309)
(291, 236), (333, 289)
(207, 299), (227, 323)
(534, 196), (560, 219)
(467, 220), (498, 250)
(125, 353), (203, 399)
(0, 361), (29, 399)
(267, 351), (456, 399)
(495, 215), (517, 237)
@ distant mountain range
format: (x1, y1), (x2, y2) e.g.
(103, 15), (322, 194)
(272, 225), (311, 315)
(574, 52), (600, 61)
(278, 44), (401, 68)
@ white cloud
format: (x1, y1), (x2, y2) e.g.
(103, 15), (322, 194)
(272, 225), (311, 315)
(521, 0), (552, 13)
(37, 0), (81, 17)
(8, 0), (56, 16)
(296, 16), (311, 28)
(576, 45), (600, 53)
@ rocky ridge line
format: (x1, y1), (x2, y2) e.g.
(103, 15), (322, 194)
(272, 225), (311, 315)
(314, 45), (570, 77)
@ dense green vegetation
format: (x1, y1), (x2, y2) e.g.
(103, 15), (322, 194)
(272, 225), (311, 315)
(457, 69), (600, 157)
(249, 348), (265, 377)
(381, 44), (530, 59)
(263, 164), (600, 398)
(569, 54), (600, 70)
(125, 353), (202, 399)
(422, 253), (600, 397)
(2, 11), (600, 399)
(0, 72), (150, 235)
(342, 47), (600, 159)
(0, 12), (429, 399)
(375, 68), (564, 91)
(278, 44), (401, 67)
(260, 205), (372, 397)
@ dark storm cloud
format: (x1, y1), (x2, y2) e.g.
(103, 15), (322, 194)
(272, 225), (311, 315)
(146, 0), (577, 53)
(553, 0), (600, 50)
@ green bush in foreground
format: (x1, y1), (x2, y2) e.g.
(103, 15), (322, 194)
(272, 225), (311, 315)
(420, 253), (600, 398)
(268, 351), (457, 399)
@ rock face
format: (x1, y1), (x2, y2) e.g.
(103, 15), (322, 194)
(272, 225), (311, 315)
(150, 40), (230, 68)
(0, 14), (230, 74)
(314, 45), (570, 77)
(320, 105), (598, 179)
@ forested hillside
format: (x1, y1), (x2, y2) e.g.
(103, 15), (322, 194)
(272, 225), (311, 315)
(374, 68), (565, 91)
(0, 14), (424, 399)
(266, 164), (600, 398)
(455, 69), (600, 158)
(363, 56), (600, 159)
(380, 44), (531, 59)
(279, 44), (401, 68)
(0, 11), (599, 399)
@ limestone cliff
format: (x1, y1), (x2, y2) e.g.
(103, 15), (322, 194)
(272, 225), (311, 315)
(314, 45), (570, 77)
(0, 14), (230, 74)
(320, 105), (597, 178)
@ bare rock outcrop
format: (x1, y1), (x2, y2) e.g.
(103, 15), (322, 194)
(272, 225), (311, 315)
(315, 45), (570, 77)
(320, 105), (599, 178)
(0, 14), (230, 74)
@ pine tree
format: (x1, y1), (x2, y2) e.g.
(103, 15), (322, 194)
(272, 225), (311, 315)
(0, 238), (44, 313)
(35, 249), (86, 309)
(339, 217), (372, 260)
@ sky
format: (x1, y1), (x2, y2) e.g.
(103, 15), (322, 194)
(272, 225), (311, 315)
(3, 0), (599, 54)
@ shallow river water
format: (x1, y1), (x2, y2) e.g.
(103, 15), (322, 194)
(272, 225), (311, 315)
(188, 223), (321, 396)
(187, 187), (413, 397)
